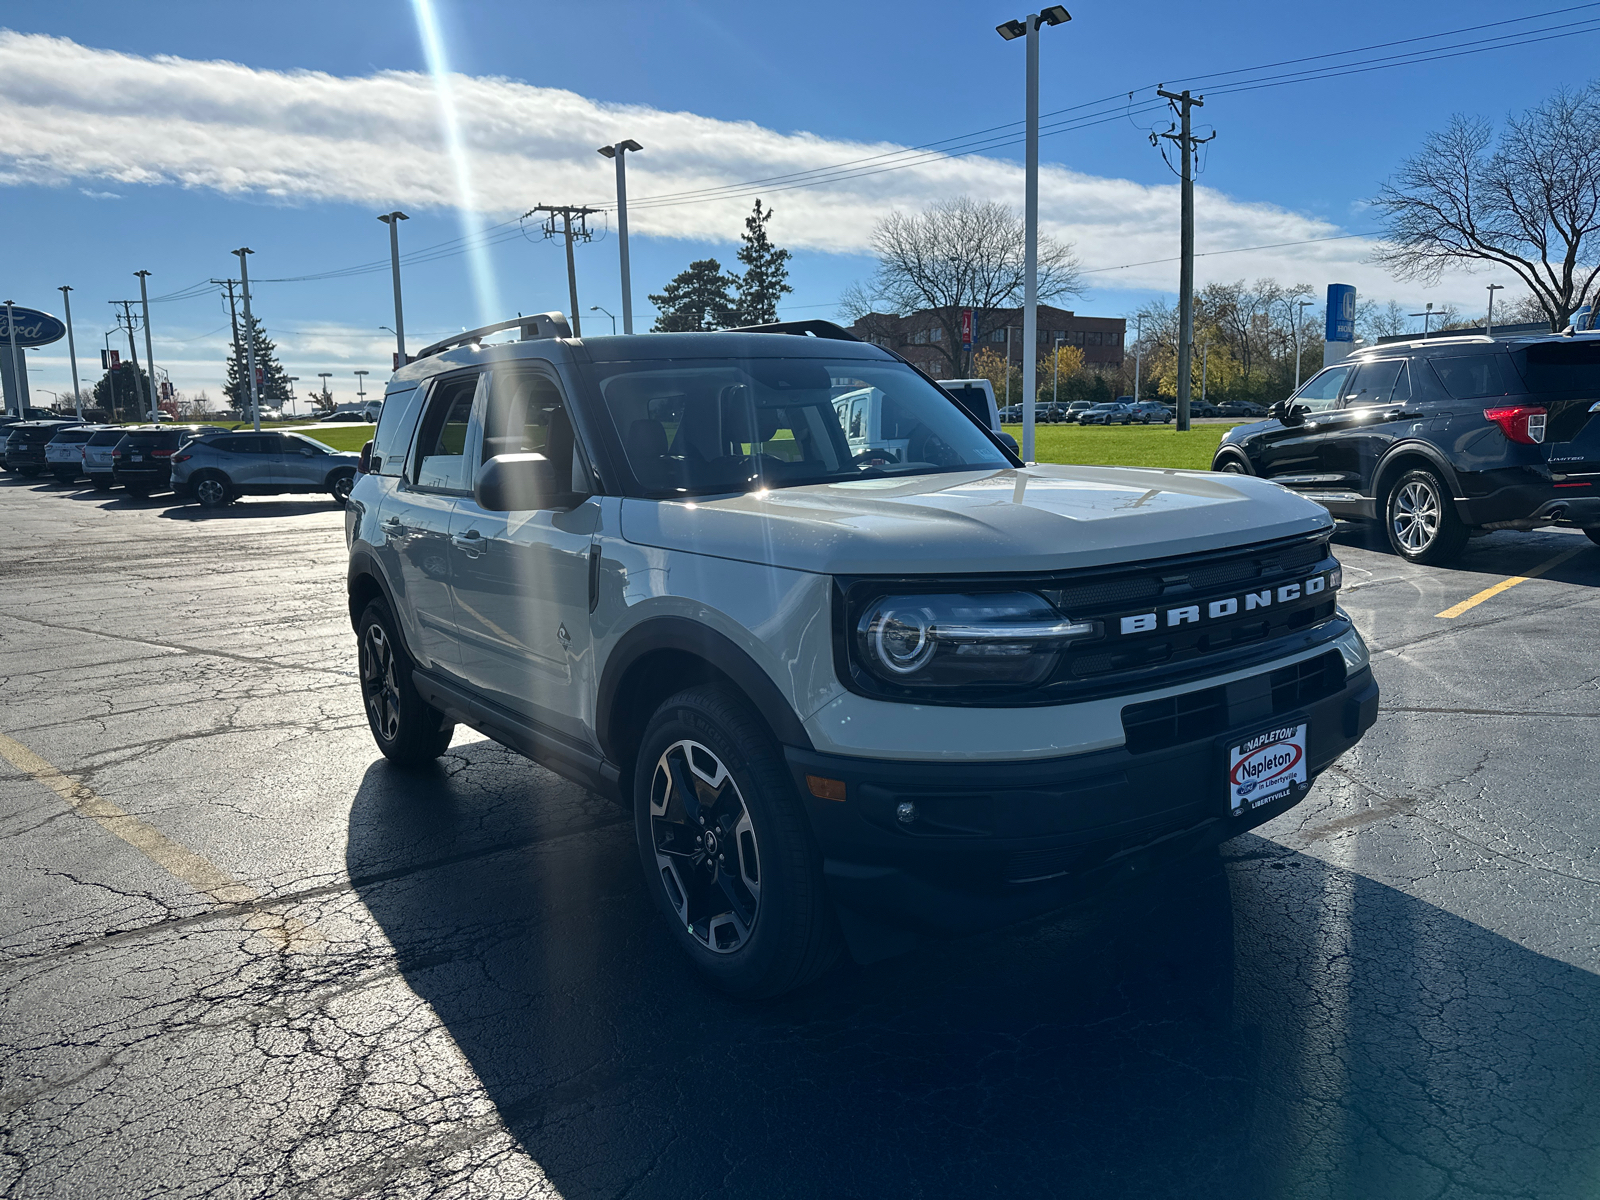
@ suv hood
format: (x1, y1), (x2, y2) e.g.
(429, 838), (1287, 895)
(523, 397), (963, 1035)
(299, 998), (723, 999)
(619, 464), (1332, 575)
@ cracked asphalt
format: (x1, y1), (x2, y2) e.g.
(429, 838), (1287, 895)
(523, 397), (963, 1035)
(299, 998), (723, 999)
(2, 476), (1599, 1200)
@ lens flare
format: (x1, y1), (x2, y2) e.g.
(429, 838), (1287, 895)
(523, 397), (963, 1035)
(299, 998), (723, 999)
(410, 0), (502, 324)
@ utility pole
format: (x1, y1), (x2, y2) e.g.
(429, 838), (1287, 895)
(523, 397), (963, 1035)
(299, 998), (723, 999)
(58, 287), (83, 418)
(1155, 89), (1214, 433)
(111, 300), (144, 420)
(233, 248), (260, 432)
(598, 141), (643, 334)
(531, 205), (599, 336)
(378, 212), (408, 364)
(135, 271), (158, 420)
(1486, 283), (1504, 338)
(211, 279), (245, 409)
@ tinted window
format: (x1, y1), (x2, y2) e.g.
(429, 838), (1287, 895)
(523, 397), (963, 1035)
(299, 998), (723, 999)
(1429, 355), (1514, 399)
(1345, 360), (1406, 406)
(1292, 366), (1351, 412)
(1511, 341), (1600, 393)
(51, 428), (93, 444)
(371, 385), (424, 477)
(481, 368), (586, 492)
(593, 356), (1008, 497)
(413, 374), (480, 491)
(284, 433), (332, 455)
(945, 385), (989, 423)
(88, 430), (124, 446)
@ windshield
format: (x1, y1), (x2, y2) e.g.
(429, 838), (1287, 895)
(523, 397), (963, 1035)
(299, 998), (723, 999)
(591, 356), (1010, 497)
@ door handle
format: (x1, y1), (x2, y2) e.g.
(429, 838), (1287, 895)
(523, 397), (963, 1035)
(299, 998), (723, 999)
(450, 530), (486, 557)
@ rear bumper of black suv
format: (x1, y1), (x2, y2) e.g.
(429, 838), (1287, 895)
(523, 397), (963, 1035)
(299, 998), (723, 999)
(1451, 465), (1600, 527)
(786, 664), (1377, 952)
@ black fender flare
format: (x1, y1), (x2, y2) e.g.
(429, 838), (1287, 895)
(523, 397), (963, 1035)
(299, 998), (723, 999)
(347, 548), (403, 637)
(1211, 443), (1254, 473)
(595, 616), (814, 759)
(1372, 441), (1466, 508)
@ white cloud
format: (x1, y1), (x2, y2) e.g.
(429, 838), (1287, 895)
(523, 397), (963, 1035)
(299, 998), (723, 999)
(0, 28), (1514, 311)
(77, 187), (120, 199)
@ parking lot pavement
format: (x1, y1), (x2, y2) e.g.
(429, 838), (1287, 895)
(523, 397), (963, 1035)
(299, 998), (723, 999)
(2, 475), (1599, 1200)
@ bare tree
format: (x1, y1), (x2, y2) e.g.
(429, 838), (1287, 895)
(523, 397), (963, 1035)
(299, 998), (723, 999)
(1373, 84), (1600, 331)
(844, 196), (1083, 375)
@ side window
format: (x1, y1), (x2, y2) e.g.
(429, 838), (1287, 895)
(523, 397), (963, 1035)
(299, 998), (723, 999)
(412, 373), (481, 492)
(371, 385), (425, 477)
(1344, 360), (1405, 406)
(1429, 355), (1514, 399)
(1291, 366), (1352, 413)
(481, 367), (586, 492)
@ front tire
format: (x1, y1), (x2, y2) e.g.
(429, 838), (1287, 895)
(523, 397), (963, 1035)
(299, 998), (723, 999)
(357, 599), (455, 767)
(1385, 467), (1469, 564)
(329, 471), (355, 508)
(634, 684), (841, 998)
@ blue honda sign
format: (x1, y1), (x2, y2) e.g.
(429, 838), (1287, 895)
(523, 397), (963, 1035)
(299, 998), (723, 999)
(1326, 284), (1356, 343)
(0, 305), (66, 348)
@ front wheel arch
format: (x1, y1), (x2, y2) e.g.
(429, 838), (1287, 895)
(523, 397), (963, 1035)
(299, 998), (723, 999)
(1212, 448), (1253, 475)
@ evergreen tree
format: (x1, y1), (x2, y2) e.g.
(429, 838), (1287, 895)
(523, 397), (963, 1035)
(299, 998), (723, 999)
(224, 316), (293, 410)
(92, 362), (153, 421)
(649, 259), (739, 332)
(734, 199), (793, 325)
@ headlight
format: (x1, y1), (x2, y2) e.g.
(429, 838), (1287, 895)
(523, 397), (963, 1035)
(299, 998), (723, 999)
(853, 592), (1097, 689)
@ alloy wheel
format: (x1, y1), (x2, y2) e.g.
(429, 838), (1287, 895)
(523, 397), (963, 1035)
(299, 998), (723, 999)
(1392, 479), (1441, 552)
(196, 478), (227, 507)
(649, 739), (761, 954)
(332, 474), (354, 504)
(360, 622), (402, 741)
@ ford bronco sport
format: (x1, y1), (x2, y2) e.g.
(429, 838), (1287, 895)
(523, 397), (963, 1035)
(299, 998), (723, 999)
(345, 315), (1378, 997)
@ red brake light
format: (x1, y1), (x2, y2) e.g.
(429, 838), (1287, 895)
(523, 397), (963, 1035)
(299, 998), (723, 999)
(111, 450), (122, 459)
(171, 452), (192, 464)
(1483, 405), (1547, 444)
(152, 448), (175, 458)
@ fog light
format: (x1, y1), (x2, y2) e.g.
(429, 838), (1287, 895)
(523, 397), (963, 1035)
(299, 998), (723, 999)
(896, 802), (916, 824)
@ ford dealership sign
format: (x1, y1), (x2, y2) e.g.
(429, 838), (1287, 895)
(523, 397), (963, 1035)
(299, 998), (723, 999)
(0, 306), (66, 348)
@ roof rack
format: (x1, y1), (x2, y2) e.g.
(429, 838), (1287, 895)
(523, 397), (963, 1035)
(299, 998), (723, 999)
(721, 318), (861, 341)
(413, 311), (573, 361)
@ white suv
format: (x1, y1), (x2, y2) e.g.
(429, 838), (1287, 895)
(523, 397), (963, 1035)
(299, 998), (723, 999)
(345, 317), (1378, 996)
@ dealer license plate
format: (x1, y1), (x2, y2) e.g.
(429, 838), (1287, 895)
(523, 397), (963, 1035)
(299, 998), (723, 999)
(1228, 723), (1307, 815)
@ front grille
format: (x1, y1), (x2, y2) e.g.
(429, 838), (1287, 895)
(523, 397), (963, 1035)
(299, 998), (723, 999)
(1120, 650), (1347, 755)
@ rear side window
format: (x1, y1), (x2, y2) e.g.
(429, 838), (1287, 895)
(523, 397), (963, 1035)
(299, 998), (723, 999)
(371, 385), (425, 476)
(1511, 341), (1600, 393)
(1429, 355), (1515, 399)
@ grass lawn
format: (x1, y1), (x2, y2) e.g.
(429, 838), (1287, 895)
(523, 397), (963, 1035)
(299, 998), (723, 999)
(282, 425), (373, 452)
(1002, 422), (1247, 471)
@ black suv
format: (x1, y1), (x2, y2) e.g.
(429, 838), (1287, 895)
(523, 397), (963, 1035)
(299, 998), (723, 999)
(3, 420), (81, 477)
(111, 426), (205, 496)
(1212, 334), (1600, 564)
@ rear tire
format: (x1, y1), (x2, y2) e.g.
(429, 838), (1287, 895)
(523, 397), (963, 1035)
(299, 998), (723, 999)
(634, 684), (842, 998)
(1385, 467), (1469, 565)
(193, 474), (233, 509)
(357, 599), (455, 768)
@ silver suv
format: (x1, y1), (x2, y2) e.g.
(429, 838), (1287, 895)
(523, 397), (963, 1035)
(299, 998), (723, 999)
(345, 316), (1378, 996)
(172, 429), (361, 508)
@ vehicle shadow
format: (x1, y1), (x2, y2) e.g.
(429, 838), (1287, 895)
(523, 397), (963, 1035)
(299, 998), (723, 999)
(156, 498), (343, 521)
(345, 750), (1600, 1198)
(1332, 517), (1600, 586)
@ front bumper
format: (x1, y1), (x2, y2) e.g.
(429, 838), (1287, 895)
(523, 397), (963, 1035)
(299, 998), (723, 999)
(786, 663), (1378, 949)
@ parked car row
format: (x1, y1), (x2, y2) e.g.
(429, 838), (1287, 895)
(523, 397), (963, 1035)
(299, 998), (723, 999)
(2, 419), (361, 508)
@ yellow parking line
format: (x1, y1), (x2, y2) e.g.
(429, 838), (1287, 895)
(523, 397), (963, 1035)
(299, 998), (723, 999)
(1436, 546), (1587, 619)
(0, 732), (320, 951)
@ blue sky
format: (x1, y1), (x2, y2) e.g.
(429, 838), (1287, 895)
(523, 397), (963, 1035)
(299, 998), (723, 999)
(6, 0), (1598, 406)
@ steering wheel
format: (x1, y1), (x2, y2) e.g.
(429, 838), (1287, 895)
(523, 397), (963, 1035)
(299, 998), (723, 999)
(852, 447), (901, 467)
(907, 426), (959, 467)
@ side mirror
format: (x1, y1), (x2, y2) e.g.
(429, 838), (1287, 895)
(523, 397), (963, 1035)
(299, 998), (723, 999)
(358, 440), (373, 474)
(998, 431), (1020, 455)
(1273, 400), (1304, 426)
(475, 452), (585, 512)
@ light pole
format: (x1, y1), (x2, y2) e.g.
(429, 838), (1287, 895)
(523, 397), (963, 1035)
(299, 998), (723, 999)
(232, 248), (261, 432)
(597, 141), (643, 334)
(286, 377), (299, 417)
(102, 328), (119, 419)
(354, 369), (369, 406)
(318, 372), (332, 411)
(58, 286), (82, 419)
(1290, 298), (1312, 391)
(1410, 302), (1438, 337)
(378, 212), (408, 366)
(1132, 312), (1144, 402)
(1053, 332), (1064, 407)
(997, 5), (1070, 464)
(590, 305), (617, 335)
(135, 271), (158, 420)
(1200, 339), (1210, 407)
(1486, 283), (1504, 338)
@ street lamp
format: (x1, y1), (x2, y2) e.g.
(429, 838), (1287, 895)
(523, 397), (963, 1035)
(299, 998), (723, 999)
(58, 285), (82, 419)
(1053, 331), (1064, 407)
(285, 376), (299, 417)
(318, 372), (332, 412)
(354, 369), (369, 406)
(997, 5), (1070, 464)
(1486, 283), (1504, 338)
(590, 305), (617, 335)
(378, 212), (409, 365)
(597, 140), (643, 334)
(1290, 298), (1312, 390)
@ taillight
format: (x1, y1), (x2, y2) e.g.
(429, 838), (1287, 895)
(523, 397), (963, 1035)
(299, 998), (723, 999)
(111, 450), (122, 459)
(171, 452), (192, 464)
(153, 448), (175, 458)
(1484, 405), (1547, 444)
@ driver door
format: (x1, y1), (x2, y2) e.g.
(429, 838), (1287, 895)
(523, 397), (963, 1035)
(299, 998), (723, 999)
(1252, 364), (1352, 485)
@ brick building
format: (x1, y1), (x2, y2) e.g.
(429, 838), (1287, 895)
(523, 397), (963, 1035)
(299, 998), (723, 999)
(848, 304), (1126, 380)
